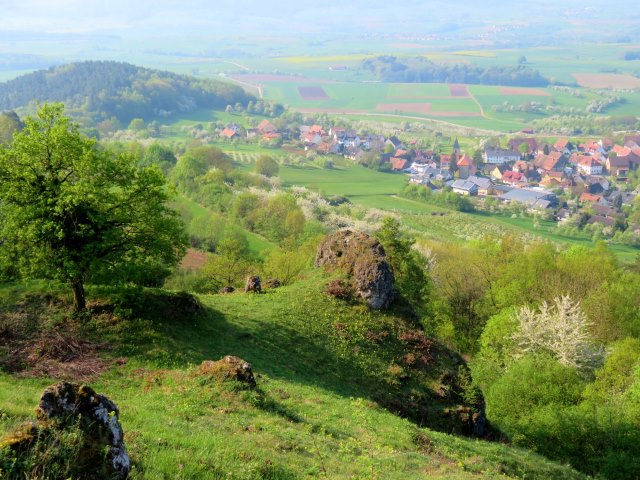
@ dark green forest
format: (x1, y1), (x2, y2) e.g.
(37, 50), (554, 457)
(0, 61), (254, 125)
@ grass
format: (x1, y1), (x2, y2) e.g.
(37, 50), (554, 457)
(172, 195), (275, 256)
(0, 280), (587, 479)
(280, 165), (406, 198)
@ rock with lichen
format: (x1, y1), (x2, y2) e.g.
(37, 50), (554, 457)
(315, 230), (394, 309)
(198, 355), (256, 387)
(38, 382), (130, 479)
(0, 382), (130, 479)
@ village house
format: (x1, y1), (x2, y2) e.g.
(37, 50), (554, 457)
(554, 139), (574, 154)
(220, 128), (239, 140)
(440, 154), (452, 171)
(483, 148), (520, 164)
(451, 179), (478, 196)
(465, 175), (493, 196)
(576, 156), (603, 175)
(606, 154), (631, 177)
(531, 151), (567, 174)
(500, 188), (557, 209)
(502, 170), (528, 187)
(508, 137), (538, 156)
(390, 157), (409, 171)
(579, 192), (607, 206)
(385, 136), (404, 150)
(490, 163), (511, 181)
(257, 119), (277, 135)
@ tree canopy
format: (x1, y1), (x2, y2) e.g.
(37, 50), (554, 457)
(0, 103), (187, 310)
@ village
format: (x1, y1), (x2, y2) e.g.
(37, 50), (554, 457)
(217, 117), (640, 244)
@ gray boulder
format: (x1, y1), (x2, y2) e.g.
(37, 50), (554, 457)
(315, 230), (394, 309)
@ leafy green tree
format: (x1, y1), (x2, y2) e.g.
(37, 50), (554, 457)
(254, 155), (279, 177)
(142, 143), (177, 175)
(128, 118), (145, 131)
(186, 146), (233, 172)
(486, 353), (585, 427)
(376, 217), (432, 315)
(197, 231), (253, 290)
(0, 104), (187, 310)
(472, 149), (483, 167)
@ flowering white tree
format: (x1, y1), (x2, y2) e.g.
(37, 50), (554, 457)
(512, 296), (604, 372)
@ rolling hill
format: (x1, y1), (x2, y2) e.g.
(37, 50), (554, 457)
(0, 61), (254, 125)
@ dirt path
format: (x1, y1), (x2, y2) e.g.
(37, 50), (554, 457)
(226, 76), (263, 99)
(466, 87), (486, 118)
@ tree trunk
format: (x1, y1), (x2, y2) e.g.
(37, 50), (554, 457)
(71, 279), (86, 311)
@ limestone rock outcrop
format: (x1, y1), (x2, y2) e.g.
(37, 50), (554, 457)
(315, 230), (394, 309)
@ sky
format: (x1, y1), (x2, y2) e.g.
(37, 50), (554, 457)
(1, 0), (627, 36)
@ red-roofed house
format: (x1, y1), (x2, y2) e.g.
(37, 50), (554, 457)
(502, 171), (527, 186)
(532, 151), (566, 173)
(257, 120), (277, 134)
(221, 128), (238, 140)
(580, 193), (606, 205)
(390, 157), (408, 171)
(576, 156), (603, 175)
(554, 138), (572, 153)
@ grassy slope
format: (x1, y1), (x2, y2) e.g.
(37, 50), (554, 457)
(0, 280), (585, 479)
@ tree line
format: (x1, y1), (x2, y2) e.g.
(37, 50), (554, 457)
(361, 56), (550, 87)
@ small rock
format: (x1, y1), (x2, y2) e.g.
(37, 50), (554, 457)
(265, 278), (281, 289)
(245, 275), (261, 293)
(169, 291), (201, 314)
(198, 355), (256, 387)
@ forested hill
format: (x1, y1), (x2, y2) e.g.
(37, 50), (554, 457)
(0, 61), (254, 124)
(362, 56), (551, 87)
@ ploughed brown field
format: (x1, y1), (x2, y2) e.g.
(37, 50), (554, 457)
(298, 86), (330, 100)
(499, 87), (551, 96)
(572, 73), (640, 89)
(449, 85), (470, 97)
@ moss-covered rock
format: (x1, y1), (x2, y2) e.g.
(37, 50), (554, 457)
(315, 230), (394, 309)
(198, 355), (256, 387)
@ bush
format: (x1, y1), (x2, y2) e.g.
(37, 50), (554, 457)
(324, 279), (354, 300)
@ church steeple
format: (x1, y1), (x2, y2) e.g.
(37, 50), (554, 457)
(452, 137), (460, 154)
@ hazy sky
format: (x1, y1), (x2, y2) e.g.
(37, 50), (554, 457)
(1, 0), (624, 35)
(0, 0), (632, 41)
